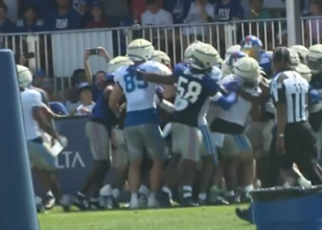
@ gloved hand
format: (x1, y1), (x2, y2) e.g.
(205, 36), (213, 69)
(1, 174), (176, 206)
(310, 88), (321, 104)
(223, 77), (244, 92)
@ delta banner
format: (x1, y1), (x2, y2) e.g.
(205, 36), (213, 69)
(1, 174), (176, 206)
(34, 116), (93, 195)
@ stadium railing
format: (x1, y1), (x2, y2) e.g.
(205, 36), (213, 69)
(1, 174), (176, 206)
(1, 16), (321, 92)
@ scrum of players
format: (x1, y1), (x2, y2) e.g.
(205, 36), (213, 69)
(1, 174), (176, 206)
(101, 35), (322, 209)
(18, 33), (322, 211)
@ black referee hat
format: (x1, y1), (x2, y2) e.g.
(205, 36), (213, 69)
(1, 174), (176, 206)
(273, 46), (291, 64)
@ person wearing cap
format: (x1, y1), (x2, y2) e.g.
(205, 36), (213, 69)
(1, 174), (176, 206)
(69, 82), (95, 116)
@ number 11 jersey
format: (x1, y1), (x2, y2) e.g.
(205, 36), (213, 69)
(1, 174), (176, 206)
(171, 63), (221, 127)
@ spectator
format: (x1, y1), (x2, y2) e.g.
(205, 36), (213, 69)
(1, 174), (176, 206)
(85, 1), (108, 28)
(163, 0), (192, 24)
(263, 0), (285, 17)
(305, 0), (322, 44)
(49, 101), (69, 115)
(3, 0), (18, 23)
(24, 0), (56, 18)
(33, 70), (46, 88)
(71, 0), (87, 16)
(215, 0), (244, 21)
(102, 0), (130, 27)
(69, 82), (95, 116)
(182, 0), (214, 40)
(0, 3), (15, 32)
(141, 0), (173, 26)
(131, 0), (163, 22)
(245, 0), (270, 20)
(16, 4), (44, 32)
(44, 0), (81, 31)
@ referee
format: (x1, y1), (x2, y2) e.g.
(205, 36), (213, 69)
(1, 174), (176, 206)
(269, 46), (322, 185)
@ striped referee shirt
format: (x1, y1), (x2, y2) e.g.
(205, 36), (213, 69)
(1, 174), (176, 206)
(270, 70), (309, 123)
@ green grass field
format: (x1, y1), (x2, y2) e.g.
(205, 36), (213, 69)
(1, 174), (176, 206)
(39, 206), (255, 230)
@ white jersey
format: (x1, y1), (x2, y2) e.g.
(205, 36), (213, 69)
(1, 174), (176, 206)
(75, 102), (95, 116)
(216, 75), (261, 126)
(21, 89), (43, 140)
(115, 61), (163, 112)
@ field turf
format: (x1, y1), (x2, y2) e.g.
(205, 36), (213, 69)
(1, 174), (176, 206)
(39, 205), (255, 230)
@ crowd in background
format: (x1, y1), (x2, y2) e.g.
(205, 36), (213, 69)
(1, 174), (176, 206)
(1, 0), (321, 110)
(0, 0), (316, 33)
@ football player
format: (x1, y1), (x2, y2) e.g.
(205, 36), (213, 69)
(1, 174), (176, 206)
(74, 57), (128, 210)
(290, 45), (309, 64)
(210, 57), (261, 202)
(18, 65), (70, 211)
(240, 35), (272, 75)
(138, 42), (238, 206)
(109, 39), (166, 209)
(307, 44), (322, 160)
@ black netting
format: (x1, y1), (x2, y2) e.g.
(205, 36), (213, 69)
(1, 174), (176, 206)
(250, 186), (322, 202)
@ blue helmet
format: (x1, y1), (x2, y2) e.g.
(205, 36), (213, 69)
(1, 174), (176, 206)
(227, 50), (248, 70)
(240, 35), (263, 59)
(105, 73), (115, 84)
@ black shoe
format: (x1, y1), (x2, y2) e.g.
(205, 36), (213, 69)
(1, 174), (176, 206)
(158, 191), (172, 208)
(36, 204), (46, 213)
(89, 199), (104, 210)
(181, 196), (198, 207)
(43, 194), (55, 210)
(74, 192), (88, 211)
(235, 207), (250, 222)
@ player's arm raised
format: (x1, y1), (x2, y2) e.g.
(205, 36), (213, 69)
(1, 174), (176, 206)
(204, 76), (238, 110)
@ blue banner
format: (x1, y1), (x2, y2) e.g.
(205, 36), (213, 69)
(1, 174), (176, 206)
(34, 117), (93, 195)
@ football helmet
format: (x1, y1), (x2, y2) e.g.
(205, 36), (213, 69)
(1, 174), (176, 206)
(184, 41), (203, 62)
(227, 50), (248, 72)
(225, 45), (241, 59)
(17, 65), (32, 89)
(190, 43), (219, 70)
(233, 57), (260, 84)
(106, 56), (134, 74)
(296, 63), (312, 82)
(151, 50), (171, 66)
(289, 45), (309, 64)
(307, 44), (322, 74)
(127, 39), (154, 61)
(240, 35), (263, 60)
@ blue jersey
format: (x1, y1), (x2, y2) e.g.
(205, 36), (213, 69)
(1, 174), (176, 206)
(90, 90), (116, 129)
(171, 63), (220, 127)
(259, 51), (272, 75)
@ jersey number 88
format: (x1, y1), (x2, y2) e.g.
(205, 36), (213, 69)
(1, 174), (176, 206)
(175, 76), (202, 111)
(124, 74), (148, 93)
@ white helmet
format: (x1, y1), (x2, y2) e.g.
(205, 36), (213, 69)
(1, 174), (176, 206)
(221, 58), (232, 77)
(233, 57), (260, 83)
(290, 45), (309, 64)
(289, 49), (300, 69)
(17, 65), (32, 88)
(106, 56), (134, 73)
(225, 45), (241, 59)
(296, 63), (312, 82)
(190, 43), (219, 70)
(151, 50), (171, 65)
(307, 44), (322, 74)
(127, 39), (154, 61)
(184, 41), (204, 61)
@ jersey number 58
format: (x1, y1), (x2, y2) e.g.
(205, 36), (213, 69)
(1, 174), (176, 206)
(174, 76), (202, 111)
